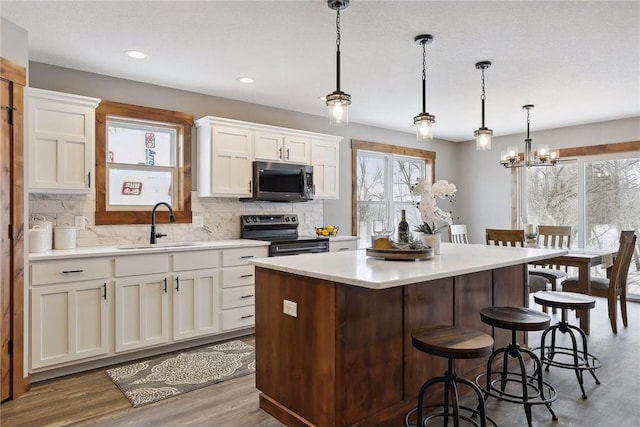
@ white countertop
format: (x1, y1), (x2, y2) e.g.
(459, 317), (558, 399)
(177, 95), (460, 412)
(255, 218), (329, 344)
(328, 235), (358, 242)
(250, 243), (567, 289)
(29, 239), (270, 261)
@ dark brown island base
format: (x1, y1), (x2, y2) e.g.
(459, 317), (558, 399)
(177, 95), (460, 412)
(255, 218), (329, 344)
(252, 243), (566, 426)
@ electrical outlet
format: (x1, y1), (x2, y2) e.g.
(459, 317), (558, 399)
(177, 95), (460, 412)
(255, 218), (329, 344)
(74, 215), (85, 230)
(283, 299), (297, 317)
(192, 215), (204, 228)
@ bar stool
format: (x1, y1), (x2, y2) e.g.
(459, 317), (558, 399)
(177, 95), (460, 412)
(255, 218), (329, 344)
(533, 291), (602, 399)
(476, 307), (557, 427)
(405, 325), (498, 427)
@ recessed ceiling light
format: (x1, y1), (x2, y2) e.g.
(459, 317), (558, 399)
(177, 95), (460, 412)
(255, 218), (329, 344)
(238, 77), (254, 84)
(124, 50), (148, 59)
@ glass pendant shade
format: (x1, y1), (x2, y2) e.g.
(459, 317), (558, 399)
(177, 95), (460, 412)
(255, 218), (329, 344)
(326, 91), (351, 126)
(414, 113), (435, 141)
(475, 127), (493, 150)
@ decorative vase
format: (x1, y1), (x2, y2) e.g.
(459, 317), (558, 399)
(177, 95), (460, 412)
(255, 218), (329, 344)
(420, 233), (441, 255)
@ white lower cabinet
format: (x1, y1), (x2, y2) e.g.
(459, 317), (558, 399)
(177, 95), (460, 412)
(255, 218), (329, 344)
(31, 280), (109, 369)
(29, 243), (267, 373)
(172, 250), (221, 341)
(329, 237), (358, 252)
(114, 274), (170, 352)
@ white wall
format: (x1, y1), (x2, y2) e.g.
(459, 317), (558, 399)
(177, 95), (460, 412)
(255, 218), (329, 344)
(0, 17), (28, 66)
(455, 117), (640, 243)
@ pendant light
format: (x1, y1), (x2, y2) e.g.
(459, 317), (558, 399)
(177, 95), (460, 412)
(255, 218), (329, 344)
(500, 105), (560, 168)
(414, 34), (435, 141)
(325, 0), (351, 126)
(474, 61), (493, 151)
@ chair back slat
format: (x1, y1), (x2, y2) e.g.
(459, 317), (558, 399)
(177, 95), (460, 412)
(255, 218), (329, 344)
(449, 224), (469, 244)
(485, 229), (524, 247)
(610, 230), (638, 296)
(537, 225), (572, 270)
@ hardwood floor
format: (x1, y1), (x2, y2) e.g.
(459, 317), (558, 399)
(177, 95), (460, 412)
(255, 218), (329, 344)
(1, 297), (639, 426)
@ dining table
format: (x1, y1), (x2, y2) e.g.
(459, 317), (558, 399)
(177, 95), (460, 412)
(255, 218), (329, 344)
(538, 248), (616, 335)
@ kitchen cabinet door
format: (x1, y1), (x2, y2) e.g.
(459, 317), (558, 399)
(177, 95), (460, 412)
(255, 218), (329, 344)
(197, 121), (253, 197)
(312, 139), (340, 199)
(115, 274), (170, 352)
(31, 280), (109, 369)
(172, 269), (220, 341)
(28, 88), (100, 193)
(254, 131), (284, 162)
(283, 135), (311, 164)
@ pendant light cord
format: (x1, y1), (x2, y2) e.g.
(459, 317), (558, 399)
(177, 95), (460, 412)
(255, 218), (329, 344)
(480, 68), (486, 127)
(421, 41), (427, 113)
(335, 10), (341, 92)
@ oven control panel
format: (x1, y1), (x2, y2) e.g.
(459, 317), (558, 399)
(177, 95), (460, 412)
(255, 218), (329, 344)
(241, 214), (298, 226)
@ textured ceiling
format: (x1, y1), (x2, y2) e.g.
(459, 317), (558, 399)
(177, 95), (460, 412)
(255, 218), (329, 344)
(2, 0), (639, 141)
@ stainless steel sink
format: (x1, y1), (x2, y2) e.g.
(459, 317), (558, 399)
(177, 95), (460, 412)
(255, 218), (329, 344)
(115, 242), (201, 250)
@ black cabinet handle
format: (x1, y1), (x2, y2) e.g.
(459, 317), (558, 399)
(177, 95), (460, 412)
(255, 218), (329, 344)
(62, 269), (83, 274)
(87, 172), (91, 188)
(103, 283), (107, 300)
(286, 148), (290, 160)
(278, 147), (283, 159)
(240, 294), (254, 299)
(176, 276), (180, 292)
(241, 314), (255, 319)
(240, 255), (254, 259)
(240, 273), (254, 278)
(163, 277), (168, 293)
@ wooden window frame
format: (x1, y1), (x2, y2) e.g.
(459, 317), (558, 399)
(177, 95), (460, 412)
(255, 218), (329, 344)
(95, 101), (193, 225)
(351, 139), (436, 236)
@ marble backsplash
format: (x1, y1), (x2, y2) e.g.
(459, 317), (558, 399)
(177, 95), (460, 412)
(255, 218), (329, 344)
(29, 191), (324, 247)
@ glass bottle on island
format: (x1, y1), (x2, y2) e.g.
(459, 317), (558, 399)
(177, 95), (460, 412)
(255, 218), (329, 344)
(398, 209), (409, 243)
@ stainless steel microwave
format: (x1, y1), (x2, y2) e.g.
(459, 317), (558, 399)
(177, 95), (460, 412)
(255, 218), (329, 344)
(245, 161), (314, 202)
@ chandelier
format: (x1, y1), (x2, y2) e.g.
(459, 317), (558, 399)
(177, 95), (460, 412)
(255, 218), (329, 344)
(500, 104), (559, 168)
(414, 34), (435, 141)
(325, 0), (351, 126)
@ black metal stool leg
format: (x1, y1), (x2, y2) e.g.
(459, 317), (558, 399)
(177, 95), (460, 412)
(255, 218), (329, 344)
(570, 323), (601, 385)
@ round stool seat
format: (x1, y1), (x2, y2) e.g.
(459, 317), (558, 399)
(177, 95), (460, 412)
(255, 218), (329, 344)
(480, 306), (550, 331)
(412, 325), (494, 359)
(533, 291), (596, 311)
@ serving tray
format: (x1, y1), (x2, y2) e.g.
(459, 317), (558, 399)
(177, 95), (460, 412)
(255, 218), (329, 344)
(366, 247), (434, 261)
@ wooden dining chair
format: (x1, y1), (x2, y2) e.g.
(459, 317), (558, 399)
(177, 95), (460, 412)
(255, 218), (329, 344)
(563, 230), (637, 334)
(529, 226), (572, 313)
(485, 228), (525, 247)
(449, 224), (469, 244)
(485, 228), (551, 296)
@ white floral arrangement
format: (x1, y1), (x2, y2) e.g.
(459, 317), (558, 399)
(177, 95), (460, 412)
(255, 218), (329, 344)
(410, 178), (457, 234)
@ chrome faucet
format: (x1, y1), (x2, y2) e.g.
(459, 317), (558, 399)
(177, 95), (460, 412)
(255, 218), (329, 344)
(150, 202), (176, 244)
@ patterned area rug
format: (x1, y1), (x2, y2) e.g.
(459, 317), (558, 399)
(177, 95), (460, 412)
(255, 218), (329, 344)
(106, 340), (255, 408)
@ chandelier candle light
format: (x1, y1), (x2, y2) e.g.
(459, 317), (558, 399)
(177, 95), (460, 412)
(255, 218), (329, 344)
(474, 61), (493, 151)
(500, 104), (560, 168)
(325, 0), (351, 126)
(414, 34), (435, 141)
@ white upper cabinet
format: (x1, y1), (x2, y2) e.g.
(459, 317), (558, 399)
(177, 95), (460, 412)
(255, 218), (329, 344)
(311, 138), (340, 199)
(196, 117), (253, 198)
(28, 88), (101, 193)
(197, 116), (342, 199)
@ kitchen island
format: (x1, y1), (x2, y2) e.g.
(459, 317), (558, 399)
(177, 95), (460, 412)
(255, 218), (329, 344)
(251, 243), (566, 427)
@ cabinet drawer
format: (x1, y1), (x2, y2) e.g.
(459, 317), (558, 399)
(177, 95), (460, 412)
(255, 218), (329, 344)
(329, 239), (358, 252)
(31, 258), (109, 286)
(173, 250), (220, 271)
(221, 265), (255, 288)
(114, 254), (169, 277)
(221, 306), (255, 331)
(221, 285), (255, 309)
(222, 246), (268, 267)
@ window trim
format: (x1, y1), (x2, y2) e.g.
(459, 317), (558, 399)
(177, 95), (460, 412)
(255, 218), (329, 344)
(351, 139), (436, 236)
(95, 101), (193, 225)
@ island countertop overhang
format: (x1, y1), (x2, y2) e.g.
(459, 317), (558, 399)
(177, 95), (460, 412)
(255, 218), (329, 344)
(250, 243), (567, 289)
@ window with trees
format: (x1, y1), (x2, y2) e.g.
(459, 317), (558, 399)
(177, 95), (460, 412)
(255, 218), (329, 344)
(351, 140), (435, 247)
(522, 141), (640, 298)
(95, 101), (193, 225)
